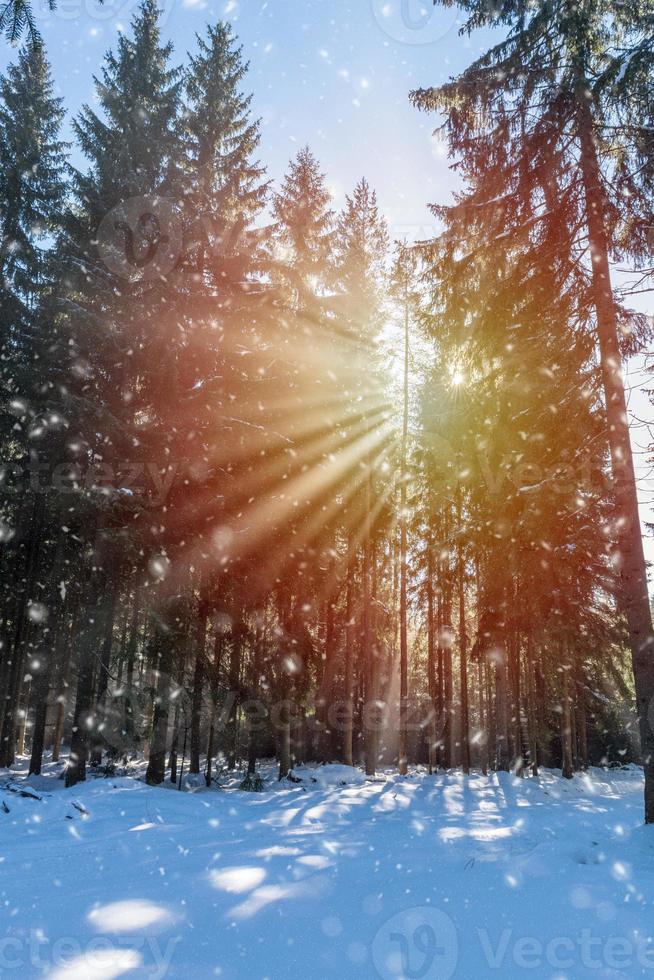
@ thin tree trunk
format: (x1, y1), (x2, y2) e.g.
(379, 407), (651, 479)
(363, 461), (376, 777)
(398, 270), (410, 774)
(576, 658), (588, 770)
(442, 583), (453, 770)
(526, 632), (539, 777)
(278, 703), (291, 779)
(145, 602), (177, 786)
(277, 591), (292, 780)
(343, 537), (355, 766)
(510, 629), (524, 776)
(168, 699), (180, 784)
(0, 494), (45, 767)
(124, 585), (141, 750)
(29, 611), (63, 775)
(561, 652), (574, 780)
(246, 619), (262, 776)
(52, 604), (77, 763)
(90, 579), (118, 766)
(457, 493), (470, 775)
(227, 614), (243, 770)
(189, 590), (208, 774)
(495, 647), (510, 772)
(478, 659), (488, 776)
(427, 527), (437, 774)
(66, 575), (105, 787)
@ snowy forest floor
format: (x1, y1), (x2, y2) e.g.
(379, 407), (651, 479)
(0, 760), (653, 979)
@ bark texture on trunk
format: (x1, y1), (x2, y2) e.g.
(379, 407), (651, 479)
(577, 89), (654, 821)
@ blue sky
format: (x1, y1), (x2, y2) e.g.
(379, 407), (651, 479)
(1, 0), (493, 235)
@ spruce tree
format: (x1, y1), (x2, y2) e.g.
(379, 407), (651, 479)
(0, 43), (67, 767)
(142, 23), (274, 782)
(414, 0), (654, 821)
(270, 148), (340, 764)
(272, 145), (334, 306)
(0, 43), (66, 410)
(0, 0), (56, 46)
(60, 0), (183, 786)
(333, 178), (390, 774)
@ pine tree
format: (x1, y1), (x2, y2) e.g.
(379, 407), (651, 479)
(414, 0), (654, 820)
(0, 43), (67, 768)
(333, 179), (390, 774)
(176, 22), (276, 780)
(390, 246), (417, 775)
(0, 43), (66, 411)
(0, 0), (56, 46)
(184, 22), (267, 266)
(272, 145), (334, 306)
(60, 0), (183, 787)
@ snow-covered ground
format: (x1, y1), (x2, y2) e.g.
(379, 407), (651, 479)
(1, 760), (653, 979)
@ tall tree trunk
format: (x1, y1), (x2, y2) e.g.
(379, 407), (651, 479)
(398, 272), (410, 775)
(52, 602), (78, 763)
(343, 537), (355, 766)
(561, 651), (574, 780)
(315, 544), (339, 763)
(526, 632), (539, 777)
(457, 496), (470, 775)
(509, 628), (524, 776)
(478, 659), (488, 776)
(363, 463), (377, 776)
(442, 583), (453, 770)
(0, 493), (45, 767)
(206, 626), (224, 786)
(277, 590), (292, 780)
(494, 647), (510, 772)
(278, 702), (291, 780)
(124, 585), (141, 749)
(246, 618), (262, 776)
(29, 613), (63, 775)
(437, 590), (444, 769)
(17, 681), (29, 757)
(427, 527), (437, 774)
(577, 85), (654, 821)
(226, 613), (243, 770)
(90, 578), (119, 766)
(145, 581), (183, 787)
(29, 543), (65, 775)
(575, 657), (588, 770)
(189, 591), (208, 775)
(168, 698), (180, 784)
(145, 644), (173, 786)
(66, 571), (105, 788)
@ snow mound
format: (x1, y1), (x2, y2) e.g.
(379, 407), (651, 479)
(288, 764), (366, 788)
